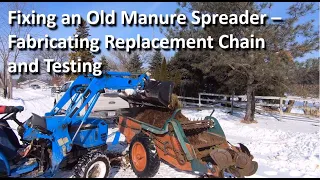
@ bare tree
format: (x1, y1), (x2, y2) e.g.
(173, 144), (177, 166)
(109, 50), (152, 71)
(30, 49), (69, 74)
(96, 54), (120, 71)
(0, 2), (35, 98)
(15, 49), (69, 83)
(109, 50), (131, 71)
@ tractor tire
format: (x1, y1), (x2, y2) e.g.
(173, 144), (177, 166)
(74, 151), (110, 178)
(129, 133), (160, 178)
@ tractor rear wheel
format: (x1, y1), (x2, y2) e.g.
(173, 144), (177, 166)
(74, 151), (110, 178)
(129, 133), (160, 178)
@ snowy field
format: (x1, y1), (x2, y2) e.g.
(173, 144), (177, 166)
(0, 88), (319, 178)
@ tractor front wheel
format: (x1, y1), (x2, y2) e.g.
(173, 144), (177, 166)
(129, 133), (160, 178)
(74, 151), (110, 178)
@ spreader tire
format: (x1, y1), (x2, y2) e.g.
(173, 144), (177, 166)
(129, 133), (160, 178)
(74, 151), (110, 178)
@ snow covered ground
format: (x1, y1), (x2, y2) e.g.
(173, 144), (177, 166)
(0, 88), (319, 178)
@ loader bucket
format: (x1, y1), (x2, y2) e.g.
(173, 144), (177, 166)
(120, 80), (174, 108)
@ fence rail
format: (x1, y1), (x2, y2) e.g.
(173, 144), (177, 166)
(178, 93), (320, 120)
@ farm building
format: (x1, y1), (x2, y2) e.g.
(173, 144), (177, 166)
(17, 79), (49, 89)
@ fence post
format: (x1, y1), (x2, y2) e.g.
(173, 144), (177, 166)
(198, 93), (201, 107)
(280, 97), (283, 121)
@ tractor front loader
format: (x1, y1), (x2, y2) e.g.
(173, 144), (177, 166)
(0, 72), (173, 178)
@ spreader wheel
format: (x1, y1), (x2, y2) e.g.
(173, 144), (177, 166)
(129, 133), (160, 178)
(74, 151), (110, 178)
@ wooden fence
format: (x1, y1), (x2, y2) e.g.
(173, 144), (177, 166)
(178, 93), (320, 121)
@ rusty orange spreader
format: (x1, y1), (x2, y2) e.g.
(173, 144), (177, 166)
(117, 107), (258, 178)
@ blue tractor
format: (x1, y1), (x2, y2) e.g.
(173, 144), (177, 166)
(0, 72), (173, 178)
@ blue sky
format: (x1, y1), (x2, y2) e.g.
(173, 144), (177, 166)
(9, 2), (320, 62)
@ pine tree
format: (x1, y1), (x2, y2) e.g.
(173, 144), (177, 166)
(165, 2), (319, 123)
(68, 18), (95, 80)
(99, 55), (110, 71)
(127, 52), (143, 73)
(149, 51), (163, 78)
(159, 57), (168, 81)
(152, 67), (161, 80)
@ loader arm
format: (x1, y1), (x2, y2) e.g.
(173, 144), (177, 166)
(46, 72), (150, 124)
(42, 71), (173, 160)
(9, 72), (173, 176)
